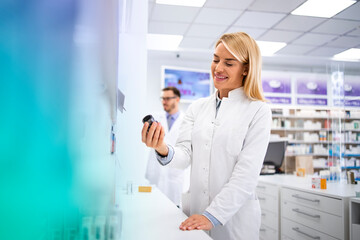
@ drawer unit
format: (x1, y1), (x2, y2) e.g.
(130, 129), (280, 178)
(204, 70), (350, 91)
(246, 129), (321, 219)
(282, 218), (338, 240)
(257, 182), (279, 197)
(259, 224), (277, 240)
(257, 181), (279, 240)
(261, 208), (278, 230)
(258, 175), (354, 240)
(282, 200), (343, 239)
(258, 191), (279, 213)
(282, 187), (342, 216)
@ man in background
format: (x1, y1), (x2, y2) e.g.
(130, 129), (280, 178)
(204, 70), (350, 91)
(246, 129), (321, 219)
(145, 87), (190, 207)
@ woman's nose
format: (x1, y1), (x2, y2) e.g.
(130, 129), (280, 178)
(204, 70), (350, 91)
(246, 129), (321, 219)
(215, 63), (224, 73)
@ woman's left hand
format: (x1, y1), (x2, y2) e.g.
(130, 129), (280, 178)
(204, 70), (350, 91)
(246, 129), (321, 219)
(179, 214), (213, 231)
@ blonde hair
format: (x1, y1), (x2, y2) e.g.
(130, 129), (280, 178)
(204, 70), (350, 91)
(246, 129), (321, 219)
(215, 32), (265, 101)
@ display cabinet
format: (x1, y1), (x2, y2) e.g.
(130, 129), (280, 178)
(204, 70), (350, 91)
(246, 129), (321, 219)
(270, 107), (360, 179)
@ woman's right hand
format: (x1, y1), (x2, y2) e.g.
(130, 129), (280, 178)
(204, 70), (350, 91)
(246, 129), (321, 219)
(141, 121), (168, 156)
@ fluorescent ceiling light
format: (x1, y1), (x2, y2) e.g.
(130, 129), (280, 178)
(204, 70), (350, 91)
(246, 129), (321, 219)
(147, 34), (183, 51)
(256, 41), (287, 56)
(156, 0), (206, 7)
(291, 0), (356, 18)
(333, 48), (360, 61)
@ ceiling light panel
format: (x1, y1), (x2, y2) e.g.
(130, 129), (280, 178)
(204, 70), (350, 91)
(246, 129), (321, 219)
(334, 1), (360, 21)
(256, 41), (287, 56)
(291, 0), (356, 18)
(147, 34), (183, 51)
(204, 0), (253, 10)
(156, 0), (206, 7)
(333, 48), (360, 61)
(179, 37), (215, 49)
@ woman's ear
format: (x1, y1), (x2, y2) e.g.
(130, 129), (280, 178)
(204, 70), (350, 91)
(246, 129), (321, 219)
(243, 64), (249, 76)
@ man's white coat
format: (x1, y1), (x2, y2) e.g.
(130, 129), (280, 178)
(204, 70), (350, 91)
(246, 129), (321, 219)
(145, 111), (190, 206)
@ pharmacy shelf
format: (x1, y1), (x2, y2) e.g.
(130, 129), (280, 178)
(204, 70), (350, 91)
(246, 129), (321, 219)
(286, 153), (328, 157)
(287, 140), (360, 145)
(288, 140), (330, 144)
(271, 107), (360, 174)
(341, 166), (360, 169)
(314, 166), (329, 169)
(272, 114), (329, 119)
(272, 128), (329, 131)
(330, 154), (360, 157)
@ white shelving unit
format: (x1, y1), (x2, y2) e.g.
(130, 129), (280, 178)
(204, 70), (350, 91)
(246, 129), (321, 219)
(271, 107), (360, 176)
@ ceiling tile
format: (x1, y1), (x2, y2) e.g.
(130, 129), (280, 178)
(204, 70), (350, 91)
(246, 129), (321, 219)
(325, 36), (360, 48)
(148, 21), (189, 35)
(311, 19), (360, 35)
(151, 4), (200, 23)
(347, 27), (360, 37)
(274, 15), (326, 32)
(179, 37), (215, 49)
(226, 27), (268, 39)
(258, 30), (304, 43)
(248, 0), (306, 13)
(194, 8), (242, 25)
(334, 1), (360, 21)
(292, 33), (338, 46)
(204, 0), (253, 10)
(186, 24), (228, 38)
(276, 44), (315, 55)
(234, 11), (286, 28)
(307, 46), (348, 57)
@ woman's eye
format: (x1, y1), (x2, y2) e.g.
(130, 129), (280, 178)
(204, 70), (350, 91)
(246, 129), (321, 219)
(212, 60), (219, 63)
(226, 63), (233, 67)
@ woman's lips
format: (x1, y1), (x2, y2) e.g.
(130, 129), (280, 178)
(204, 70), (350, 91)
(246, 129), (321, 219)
(214, 74), (228, 81)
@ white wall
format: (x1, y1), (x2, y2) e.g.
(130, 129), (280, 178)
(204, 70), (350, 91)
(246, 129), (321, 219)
(117, 0), (149, 189)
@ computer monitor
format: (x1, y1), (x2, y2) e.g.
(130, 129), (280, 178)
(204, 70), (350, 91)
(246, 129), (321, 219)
(261, 140), (287, 174)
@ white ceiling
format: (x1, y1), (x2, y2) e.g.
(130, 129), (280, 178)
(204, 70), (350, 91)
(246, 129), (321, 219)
(148, 0), (360, 72)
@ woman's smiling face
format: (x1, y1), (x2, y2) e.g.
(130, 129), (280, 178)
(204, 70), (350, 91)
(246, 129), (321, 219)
(211, 42), (248, 98)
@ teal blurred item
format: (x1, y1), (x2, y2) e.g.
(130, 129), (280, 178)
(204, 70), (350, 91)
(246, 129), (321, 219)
(0, 0), (78, 239)
(0, 0), (118, 239)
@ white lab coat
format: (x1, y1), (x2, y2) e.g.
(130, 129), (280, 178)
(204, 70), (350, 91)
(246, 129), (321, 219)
(167, 88), (272, 240)
(145, 111), (190, 206)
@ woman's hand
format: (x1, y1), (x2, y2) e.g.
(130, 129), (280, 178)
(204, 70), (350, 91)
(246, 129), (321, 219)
(179, 214), (213, 231)
(141, 122), (168, 155)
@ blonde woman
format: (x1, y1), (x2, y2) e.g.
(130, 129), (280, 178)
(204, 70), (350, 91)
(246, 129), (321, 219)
(142, 32), (271, 240)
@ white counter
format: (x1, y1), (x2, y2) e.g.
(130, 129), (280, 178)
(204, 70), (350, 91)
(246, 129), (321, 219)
(259, 174), (360, 198)
(119, 187), (212, 240)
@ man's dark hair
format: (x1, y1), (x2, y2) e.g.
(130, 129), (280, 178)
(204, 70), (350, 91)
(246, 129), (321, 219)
(162, 86), (181, 98)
